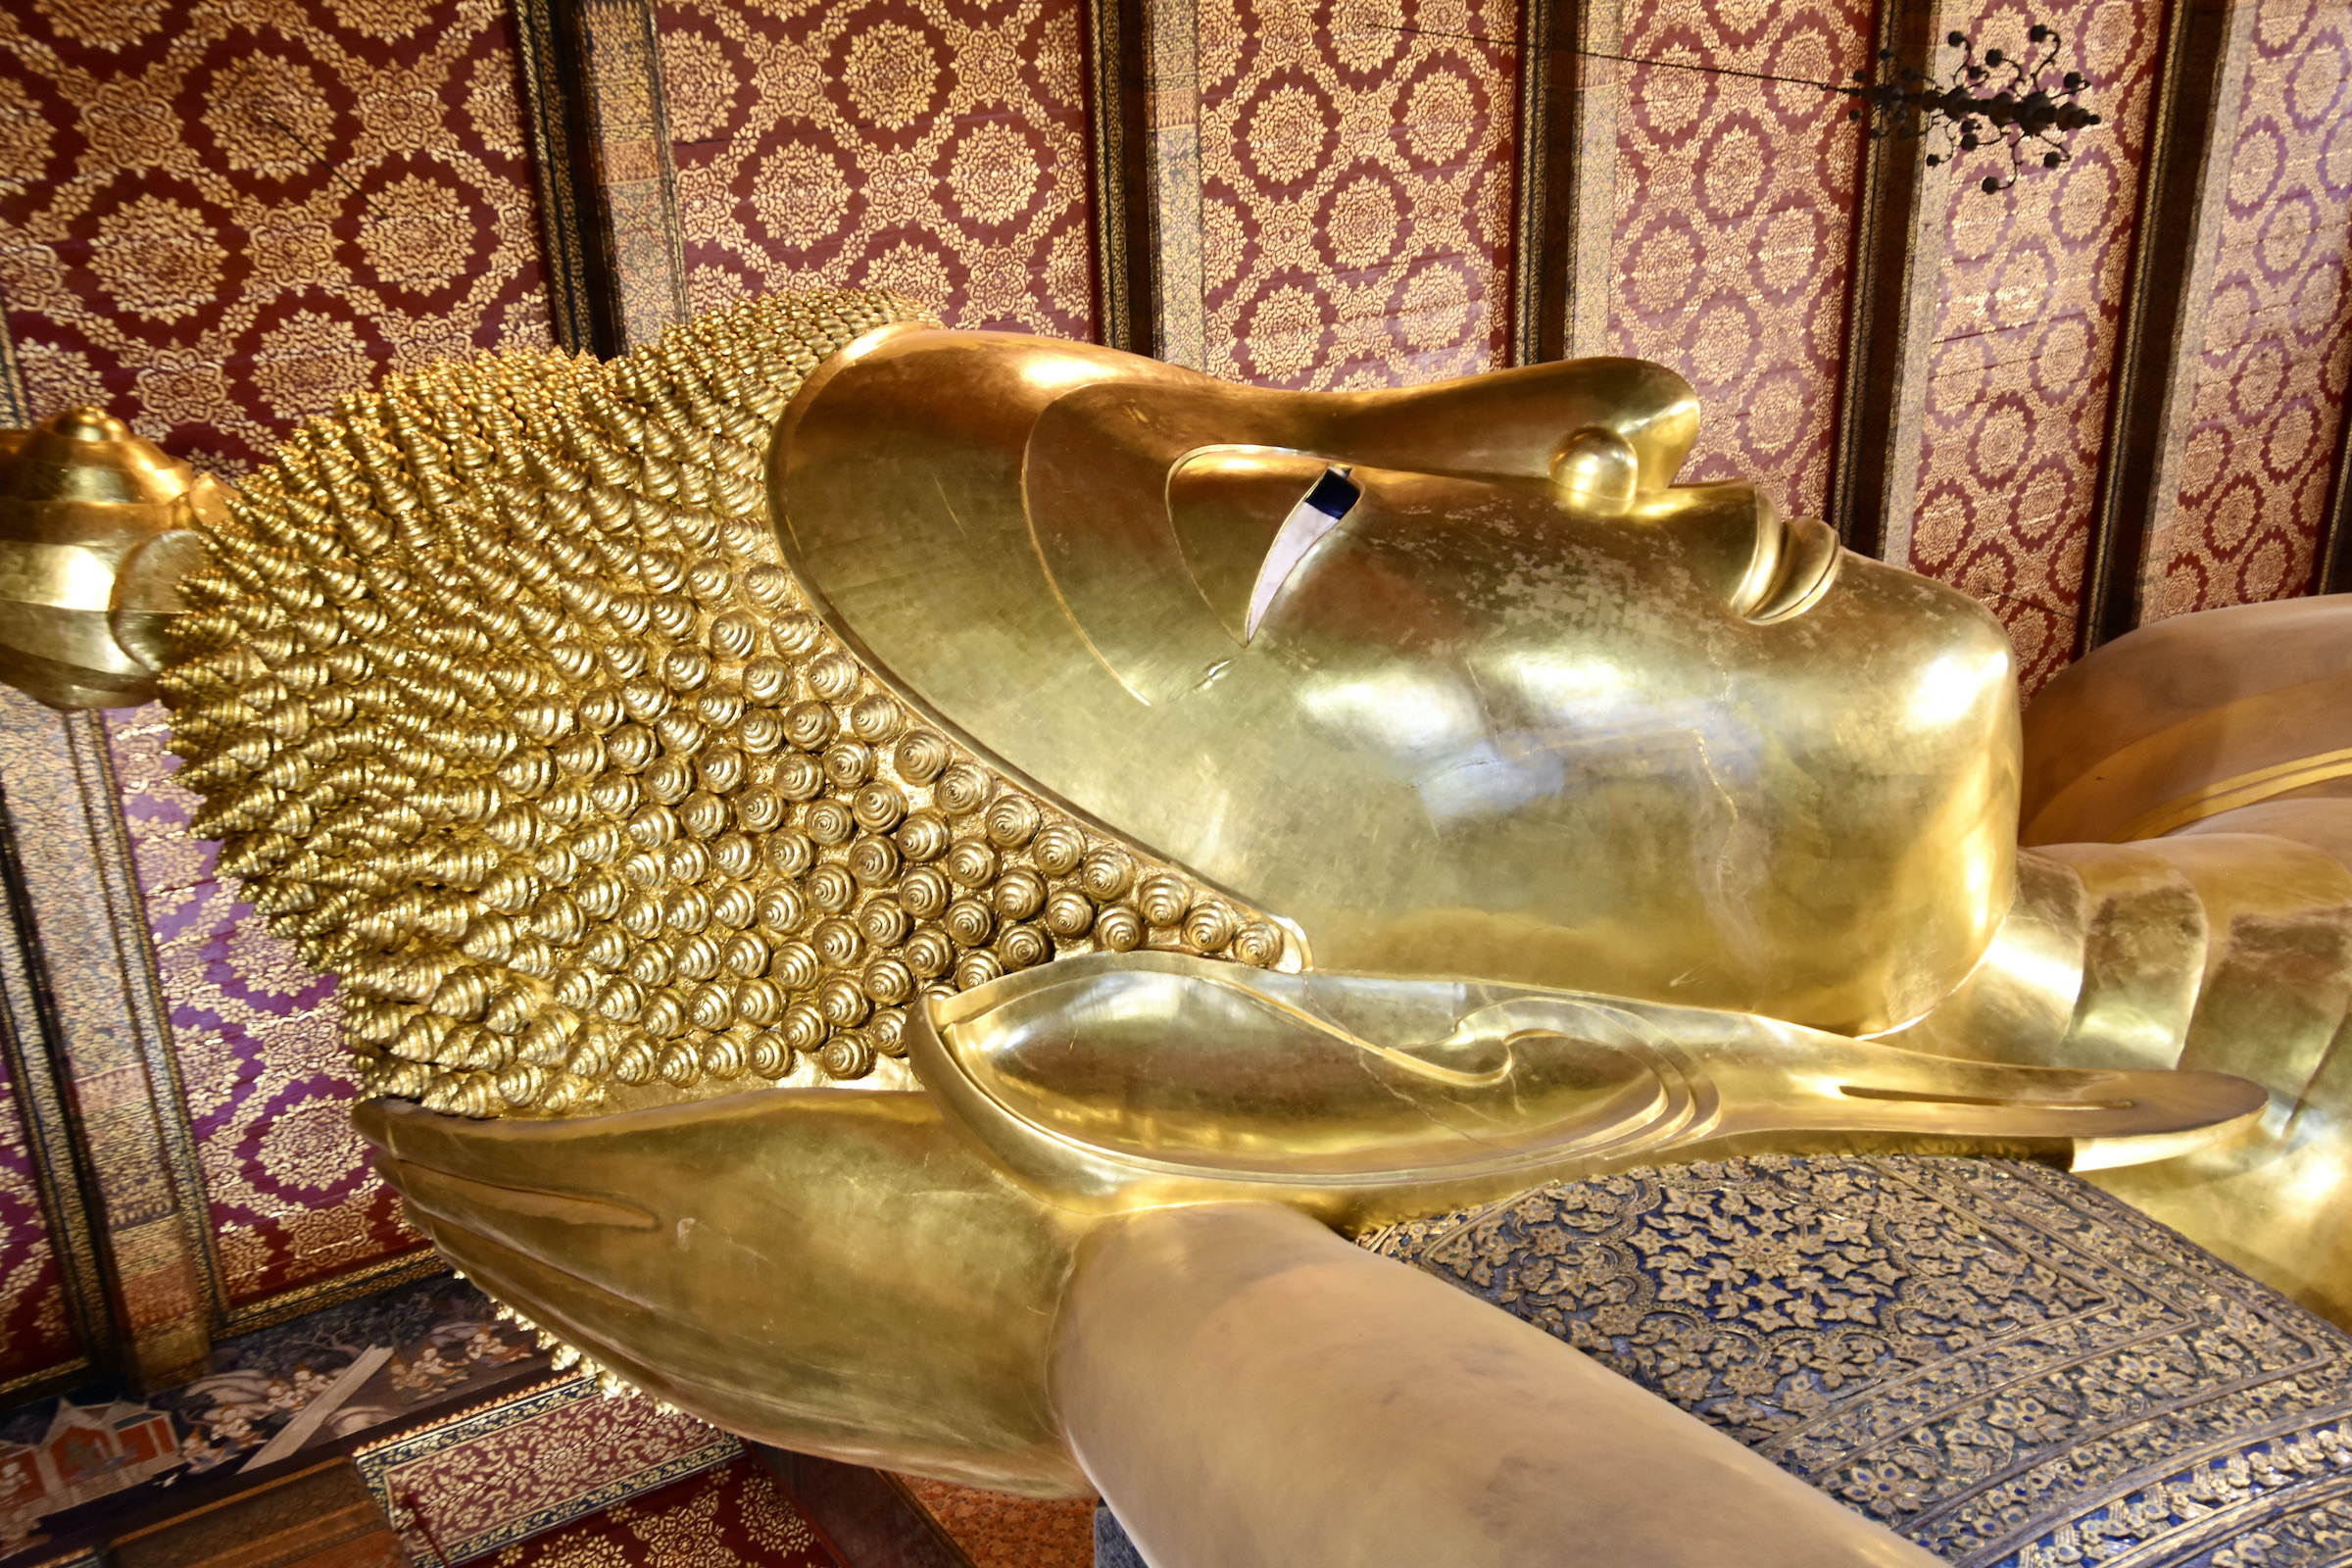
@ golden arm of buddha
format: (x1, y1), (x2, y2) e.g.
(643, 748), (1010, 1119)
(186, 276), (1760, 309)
(0, 290), (2318, 1564)
(1875, 593), (2352, 1324)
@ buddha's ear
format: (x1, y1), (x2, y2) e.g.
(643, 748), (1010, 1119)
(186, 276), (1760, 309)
(903, 949), (2270, 1225)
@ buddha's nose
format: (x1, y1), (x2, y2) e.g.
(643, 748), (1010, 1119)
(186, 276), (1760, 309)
(1566, 468), (1844, 625)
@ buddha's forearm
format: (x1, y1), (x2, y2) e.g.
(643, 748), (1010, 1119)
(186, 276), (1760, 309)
(1882, 800), (2352, 1327)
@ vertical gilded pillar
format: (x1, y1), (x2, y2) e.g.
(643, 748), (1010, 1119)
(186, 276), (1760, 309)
(0, 701), (218, 1390)
(578, 0), (693, 349)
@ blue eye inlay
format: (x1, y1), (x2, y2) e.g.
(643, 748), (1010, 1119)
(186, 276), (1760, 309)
(1301, 466), (1360, 520)
(1246, 466), (1360, 641)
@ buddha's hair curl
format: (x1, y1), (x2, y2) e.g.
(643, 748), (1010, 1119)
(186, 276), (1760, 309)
(161, 288), (1292, 1120)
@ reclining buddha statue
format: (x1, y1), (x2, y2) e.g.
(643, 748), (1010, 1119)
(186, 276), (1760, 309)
(12, 288), (2352, 1566)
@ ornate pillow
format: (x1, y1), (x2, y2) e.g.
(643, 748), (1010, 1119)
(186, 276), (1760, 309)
(1348, 1155), (2352, 1567)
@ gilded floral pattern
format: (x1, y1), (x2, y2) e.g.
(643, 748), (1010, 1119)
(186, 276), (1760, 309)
(0, 0), (554, 476)
(1366, 1154), (2352, 1567)
(1608, 0), (1869, 519)
(655, 0), (1096, 337)
(485, 1455), (833, 1567)
(1906, 0), (2159, 694)
(1194, 0), (1518, 387)
(2149, 0), (2352, 619)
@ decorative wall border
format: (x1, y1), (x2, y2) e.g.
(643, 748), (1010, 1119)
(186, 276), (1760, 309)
(0, 709), (224, 1392)
(1520, 0), (1619, 363)
(1084, 0), (1153, 355)
(0, 776), (110, 1401)
(1506, 0), (1564, 365)
(574, 0), (693, 350)
(510, 0), (626, 357)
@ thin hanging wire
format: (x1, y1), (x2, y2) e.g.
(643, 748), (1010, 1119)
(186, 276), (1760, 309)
(1361, 20), (2103, 193)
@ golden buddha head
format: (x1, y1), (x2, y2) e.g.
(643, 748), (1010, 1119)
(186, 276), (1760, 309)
(156, 287), (2021, 1126)
(775, 321), (2021, 1037)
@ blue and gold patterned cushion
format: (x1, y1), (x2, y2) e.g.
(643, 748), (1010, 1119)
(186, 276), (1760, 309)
(1351, 1155), (2352, 1567)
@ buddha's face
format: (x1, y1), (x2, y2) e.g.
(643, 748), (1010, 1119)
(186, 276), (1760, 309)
(771, 327), (2020, 1035)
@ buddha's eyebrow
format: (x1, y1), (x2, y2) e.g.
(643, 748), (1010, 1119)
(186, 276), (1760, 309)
(1247, 466), (1359, 642)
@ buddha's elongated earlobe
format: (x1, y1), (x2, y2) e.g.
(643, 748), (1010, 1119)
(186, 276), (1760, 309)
(904, 949), (2265, 1226)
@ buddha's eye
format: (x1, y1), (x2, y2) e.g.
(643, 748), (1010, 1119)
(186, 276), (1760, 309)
(1165, 446), (1358, 645)
(1248, 466), (1358, 641)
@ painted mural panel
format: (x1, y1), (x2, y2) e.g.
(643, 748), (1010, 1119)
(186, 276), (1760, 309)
(1191, 0), (1519, 387)
(0, 1056), (74, 1390)
(654, 0), (1096, 338)
(1608, 0), (1870, 519)
(1907, 0), (2159, 693)
(109, 710), (424, 1309)
(0, 0), (554, 476)
(2150, 0), (2352, 619)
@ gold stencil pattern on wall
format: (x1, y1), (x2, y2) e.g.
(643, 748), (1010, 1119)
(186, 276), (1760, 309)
(0, 1054), (74, 1384)
(652, 0), (1094, 337)
(1908, 0), (2159, 693)
(111, 708), (426, 1305)
(0, 0), (555, 476)
(1607, 0), (1869, 518)
(2151, 0), (2352, 618)
(1194, 0), (1518, 388)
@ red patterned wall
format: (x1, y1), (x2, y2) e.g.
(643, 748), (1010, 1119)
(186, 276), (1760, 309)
(0, 1058), (74, 1387)
(1607, 0), (1870, 519)
(0, 0), (554, 476)
(1195, 0), (1519, 387)
(2150, 0), (2352, 618)
(111, 711), (425, 1308)
(1906, 0), (2160, 693)
(0, 0), (547, 1309)
(655, 0), (1096, 337)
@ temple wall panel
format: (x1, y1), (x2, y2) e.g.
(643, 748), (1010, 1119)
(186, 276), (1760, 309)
(1174, 0), (1519, 387)
(2146, 0), (2352, 619)
(107, 710), (425, 1315)
(1904, 0), (2163, 693)
(653, 0), (1099, 339)
(0, 1055), (74, 1390)
(0, 0), (556, 474)
(1605, 0), (1871, 519)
